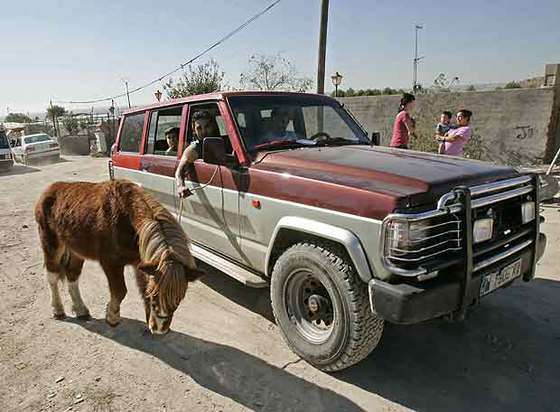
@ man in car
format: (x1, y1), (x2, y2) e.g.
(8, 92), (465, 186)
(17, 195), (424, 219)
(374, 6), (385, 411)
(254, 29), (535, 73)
(175, 110), (219, 197)
(263, 107), (296, 142)
(164, 127), (179, 155)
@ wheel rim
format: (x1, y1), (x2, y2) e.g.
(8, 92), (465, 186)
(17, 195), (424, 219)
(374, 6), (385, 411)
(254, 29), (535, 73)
(284, 269), (335, 344)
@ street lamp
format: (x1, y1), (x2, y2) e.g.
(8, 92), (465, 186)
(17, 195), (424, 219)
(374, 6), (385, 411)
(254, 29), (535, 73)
(154, 89), (162, 102)
(331, 71), (343, 97)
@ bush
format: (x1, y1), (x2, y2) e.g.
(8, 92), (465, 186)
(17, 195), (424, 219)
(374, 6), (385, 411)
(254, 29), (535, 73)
(5, 113), (33, 123)
(62, 114), (79, 135)
(382, 87), (398, 95)
(504, 81), (521, 89)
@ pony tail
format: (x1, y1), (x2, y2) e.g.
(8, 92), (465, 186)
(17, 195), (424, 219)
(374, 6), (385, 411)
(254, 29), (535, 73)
(398, 92), (416, 113)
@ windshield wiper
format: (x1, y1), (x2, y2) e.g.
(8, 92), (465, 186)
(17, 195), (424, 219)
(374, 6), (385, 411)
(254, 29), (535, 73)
(253, 139), (307, 151)
(315, 137), (365, 146)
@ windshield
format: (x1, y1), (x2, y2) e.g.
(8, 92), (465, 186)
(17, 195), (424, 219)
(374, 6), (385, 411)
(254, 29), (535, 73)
(228, 95), (369, 153)
(24, 134), (52, 144)
(0, 132), (8, 149)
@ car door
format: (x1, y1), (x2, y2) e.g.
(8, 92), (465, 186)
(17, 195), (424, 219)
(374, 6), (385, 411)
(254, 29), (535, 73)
(178, 102), (246, 263)
(112, 111), (146, 180)
(136, 105), (185, 211)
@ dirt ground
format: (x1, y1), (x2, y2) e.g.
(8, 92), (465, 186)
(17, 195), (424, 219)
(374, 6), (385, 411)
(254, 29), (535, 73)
(0, 156), (559, 412)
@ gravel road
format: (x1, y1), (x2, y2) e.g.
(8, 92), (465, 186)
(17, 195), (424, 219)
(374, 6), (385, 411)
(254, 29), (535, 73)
(1, 157), (559, 412)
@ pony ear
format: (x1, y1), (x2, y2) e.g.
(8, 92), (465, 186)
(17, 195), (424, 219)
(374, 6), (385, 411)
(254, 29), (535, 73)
(184, 267), (205, 282)
(137, 261), (159, 278)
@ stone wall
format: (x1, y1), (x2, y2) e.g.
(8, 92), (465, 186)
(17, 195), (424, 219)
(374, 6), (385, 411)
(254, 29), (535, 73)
(59, 135), (91, 156)
(339, 87), (560, 166)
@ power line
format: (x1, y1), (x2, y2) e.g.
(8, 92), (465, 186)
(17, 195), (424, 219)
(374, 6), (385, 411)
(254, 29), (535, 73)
(55, 0), (282, 105)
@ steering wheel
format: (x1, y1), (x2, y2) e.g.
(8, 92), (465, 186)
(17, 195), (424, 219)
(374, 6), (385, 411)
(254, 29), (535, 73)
(309, 132), (332, 142)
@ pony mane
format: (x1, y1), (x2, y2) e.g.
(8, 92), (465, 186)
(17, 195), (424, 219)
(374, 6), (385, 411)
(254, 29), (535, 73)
(137, 210), (196, 312)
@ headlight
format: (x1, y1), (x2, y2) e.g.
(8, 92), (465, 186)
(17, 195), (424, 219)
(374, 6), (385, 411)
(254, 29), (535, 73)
(386, 220), (430, 255)
(473, 218), (493, 243)
(521, 201), (535, 224)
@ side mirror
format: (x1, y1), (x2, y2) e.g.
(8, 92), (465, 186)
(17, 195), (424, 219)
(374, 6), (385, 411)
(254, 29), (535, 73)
(203, 137), (226, 165)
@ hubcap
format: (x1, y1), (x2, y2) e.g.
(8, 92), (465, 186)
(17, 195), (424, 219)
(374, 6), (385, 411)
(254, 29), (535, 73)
(285, 270), (335, 344)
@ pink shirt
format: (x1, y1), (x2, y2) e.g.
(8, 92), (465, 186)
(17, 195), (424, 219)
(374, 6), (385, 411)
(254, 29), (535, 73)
(444, 126), (471, 156)
(390, 111), (411, 147)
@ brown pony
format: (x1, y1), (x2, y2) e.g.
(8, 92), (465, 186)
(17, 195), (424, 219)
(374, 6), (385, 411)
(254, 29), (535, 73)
(34, 179), (204, 334)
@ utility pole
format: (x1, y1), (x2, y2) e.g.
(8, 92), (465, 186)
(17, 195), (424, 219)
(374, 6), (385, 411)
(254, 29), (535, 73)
(124, 80), (131, 108)
(316, 0), (329, 94)
(413, 24), (424, 93)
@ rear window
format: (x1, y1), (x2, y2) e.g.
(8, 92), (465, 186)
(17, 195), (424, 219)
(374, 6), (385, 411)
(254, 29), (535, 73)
(0, 133), (8, 149)
(145, 106), (182, 156)
(24, 134), (51, 144)
(120, 113), (145, 153)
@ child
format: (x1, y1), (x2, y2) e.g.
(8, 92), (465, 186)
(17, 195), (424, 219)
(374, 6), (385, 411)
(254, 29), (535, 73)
(436, 111), (453, 154)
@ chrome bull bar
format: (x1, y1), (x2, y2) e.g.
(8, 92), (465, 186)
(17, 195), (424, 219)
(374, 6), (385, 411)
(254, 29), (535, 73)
(380, 174), (539, 279)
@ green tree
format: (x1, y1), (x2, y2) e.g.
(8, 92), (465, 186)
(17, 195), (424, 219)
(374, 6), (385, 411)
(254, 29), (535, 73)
(466, 85), (476, 91)
(62, 113), (80, 135)
(4, 112), (33, 123)
(46, 105), (66, 137)
(164, 59), (224, 98)
(240, 53), (312, 92)
(366, 89), (381, 96)
(382, 87), (398, 95)
(504, 81), (522, 89)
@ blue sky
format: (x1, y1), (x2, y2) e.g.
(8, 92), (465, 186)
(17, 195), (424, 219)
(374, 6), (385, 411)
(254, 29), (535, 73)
(1, 0), (559, 114)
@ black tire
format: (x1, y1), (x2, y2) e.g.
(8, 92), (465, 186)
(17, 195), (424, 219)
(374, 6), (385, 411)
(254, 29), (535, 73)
(270, 242), (384, 371)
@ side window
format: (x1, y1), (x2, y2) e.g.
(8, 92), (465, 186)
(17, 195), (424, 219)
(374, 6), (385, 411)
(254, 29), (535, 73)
(186, 103), (233, 157)
(119, 112), (145, 153)
(145, 106), (182, 156)
(186, 103), (224, 144)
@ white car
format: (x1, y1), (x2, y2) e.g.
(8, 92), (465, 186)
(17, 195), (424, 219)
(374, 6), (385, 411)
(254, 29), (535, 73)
(11, 133), (60, 165)
(0, 129), (14, 171)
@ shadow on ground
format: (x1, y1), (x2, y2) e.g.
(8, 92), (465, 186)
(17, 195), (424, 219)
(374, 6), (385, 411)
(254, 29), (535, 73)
(69, 317), (363, 412)
(199, 262), (274, 323)
(334, 278), (560, 412)
(198, 267), (560, 412)
(31, 156), (70, 166)
(0, 164), (40, 176)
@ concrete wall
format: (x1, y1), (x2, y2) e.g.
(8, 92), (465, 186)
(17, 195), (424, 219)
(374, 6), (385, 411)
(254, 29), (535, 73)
(59, 135), (91, 156)
(340, 87), (559, 165)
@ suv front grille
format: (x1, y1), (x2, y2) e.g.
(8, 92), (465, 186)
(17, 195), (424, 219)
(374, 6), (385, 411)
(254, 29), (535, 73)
(381, 175), (537, 277)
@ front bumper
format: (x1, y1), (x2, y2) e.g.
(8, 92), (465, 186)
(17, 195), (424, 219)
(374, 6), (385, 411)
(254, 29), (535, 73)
(369, 233), (546, 324)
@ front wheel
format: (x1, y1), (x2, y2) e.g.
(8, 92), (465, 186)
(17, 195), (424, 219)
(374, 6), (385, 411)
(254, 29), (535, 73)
(270, 242), (384, 371)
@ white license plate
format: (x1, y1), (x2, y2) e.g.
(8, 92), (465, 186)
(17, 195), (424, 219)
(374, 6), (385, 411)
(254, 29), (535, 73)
(480, 258), (522, 297)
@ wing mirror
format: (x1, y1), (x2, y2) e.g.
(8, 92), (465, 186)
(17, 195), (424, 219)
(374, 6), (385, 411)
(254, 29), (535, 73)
(203, 137), (226, 165)
(370, 131), (380, 146)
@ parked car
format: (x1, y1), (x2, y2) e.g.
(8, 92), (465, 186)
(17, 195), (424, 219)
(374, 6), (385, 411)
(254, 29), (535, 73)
(11, 133), (60, 165)
(0, 127), (14, 171)
(110, 91), (547, 371)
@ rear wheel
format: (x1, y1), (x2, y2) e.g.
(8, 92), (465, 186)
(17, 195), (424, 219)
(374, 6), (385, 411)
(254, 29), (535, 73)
(270, 242), (384, 371)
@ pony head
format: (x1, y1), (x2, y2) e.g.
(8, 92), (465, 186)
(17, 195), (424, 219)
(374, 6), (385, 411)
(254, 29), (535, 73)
(137, 255), (204, 335)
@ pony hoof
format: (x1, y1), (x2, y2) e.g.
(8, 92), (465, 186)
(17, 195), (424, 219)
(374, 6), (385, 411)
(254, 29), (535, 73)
(53, 313), (66, 320)
(105, 318), (120, 327)
(77, 313), (92, 321)
(105, 312), (120, 327)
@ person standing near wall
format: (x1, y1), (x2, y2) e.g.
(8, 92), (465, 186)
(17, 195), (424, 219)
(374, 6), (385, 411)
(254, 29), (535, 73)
(435, 109), (473, 157)
(390, 93), (416, 149)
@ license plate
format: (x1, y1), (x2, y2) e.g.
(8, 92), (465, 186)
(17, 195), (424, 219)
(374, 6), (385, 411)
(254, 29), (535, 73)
(480, 258), (522, 297)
